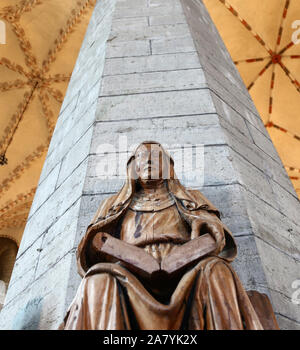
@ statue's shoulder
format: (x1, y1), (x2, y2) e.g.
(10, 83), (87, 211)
(91, 193), (119, 223)
(185, 188), (208, 203)
(182, 188), (218, 212)
(185, 188), (201, 196)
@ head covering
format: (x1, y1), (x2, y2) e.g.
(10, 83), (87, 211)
(96, 141), (219, 215)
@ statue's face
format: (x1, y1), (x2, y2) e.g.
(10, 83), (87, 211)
(134, 143), (164, 182)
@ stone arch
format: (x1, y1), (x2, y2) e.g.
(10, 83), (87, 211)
(0, 237), (18, 285)
(0, 237), (18, 309)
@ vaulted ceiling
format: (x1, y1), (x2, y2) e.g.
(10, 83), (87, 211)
(0, 0), (299, 248)
(203, 0), (300, 197)
(0, 0), (95, 246)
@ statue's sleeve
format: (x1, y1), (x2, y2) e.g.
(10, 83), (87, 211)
(183, 189), (237, 262)
(76, 194), (118, 277)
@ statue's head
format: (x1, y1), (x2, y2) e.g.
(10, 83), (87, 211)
(131, 141), (174, 187)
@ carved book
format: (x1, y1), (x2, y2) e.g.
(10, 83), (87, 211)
(92, 232), (217, 281)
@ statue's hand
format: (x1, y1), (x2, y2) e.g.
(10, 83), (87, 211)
(191, 212), (225, 255)
(88, 232), (113, 263)
(92, 232), (109, 253)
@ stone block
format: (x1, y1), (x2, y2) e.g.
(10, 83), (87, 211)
(66, 42), (107, 98)
(100, 68), (207, 96)
(269, 289), (300, 327)
(110, 23), (190, 42)
(149, 13), (186, 26)
(17, 159), (88, 256)
(205, 70), (258, 117)
(151, 37), (195, 54)
(230, 151), (278, 208)
(28, 162), (61, 219)
(275, 314), (300, 330)
(54, 93), (79, 141)
(246, 122), (283, 165)
(1, 253), (74, 330)
(219, 120), (296, 196)
(241, 187), (300, 261)
(56, 126), (94, 187)
(150, 0), (182, 7)
(203, 146), (237, 187)
(208, 76), (259, 120)
(106, 40), (151, 58)
(244, 111), (270, 138)
(103, 52), (201, 76)
(231, 235), (269, 294)
(34, 199), (81, 279)
(40, 102), (97, 184)
(211, 93), (252, 140)
(270, 181), (300, 225)
(91, 114), (224, 153)
(111, 16), (148, 31)
(96, 89), (216, 121)
(201, 184), (253, 236)
(0, 285), (33, 329)
(5, 236), (43, 305)
(255, 238), (300, 323)
(113, 1), (182, 18)
(115, 0), (148, 9)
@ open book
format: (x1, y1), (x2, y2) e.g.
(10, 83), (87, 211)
(92, 232), (217, 281)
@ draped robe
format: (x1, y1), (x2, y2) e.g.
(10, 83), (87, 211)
(61, 180), (265, 330)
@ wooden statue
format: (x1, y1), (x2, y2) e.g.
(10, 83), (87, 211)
(60, 141), (279, 330)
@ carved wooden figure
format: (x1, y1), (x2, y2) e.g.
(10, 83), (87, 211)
(60, 141), (279, 330)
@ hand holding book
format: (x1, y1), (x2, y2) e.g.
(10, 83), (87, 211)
(190, 210), (226, 255)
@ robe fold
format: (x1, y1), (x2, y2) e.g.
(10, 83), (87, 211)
(62, 257), (263, 330)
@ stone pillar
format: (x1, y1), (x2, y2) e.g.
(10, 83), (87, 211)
(0, 0), (299, 330)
